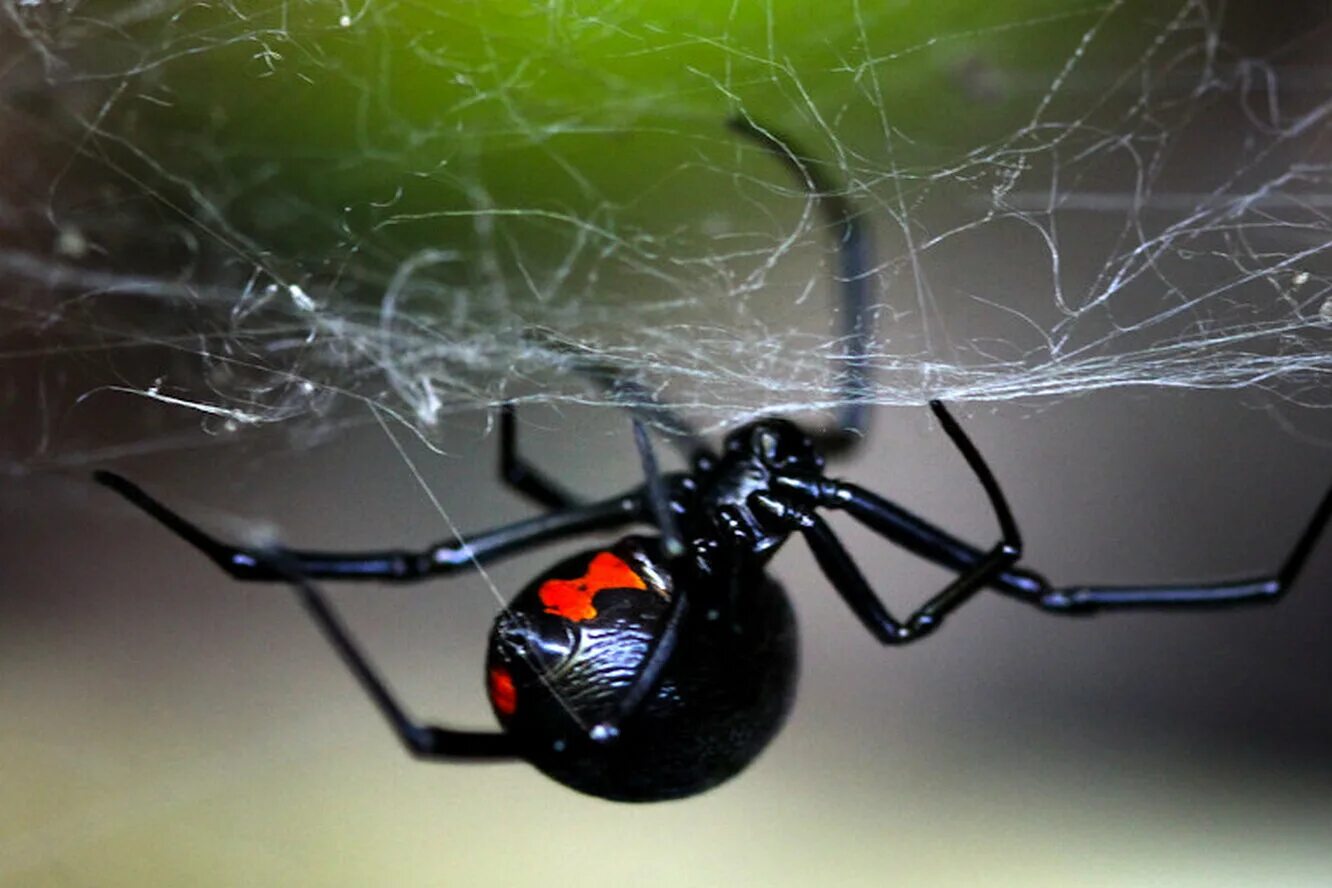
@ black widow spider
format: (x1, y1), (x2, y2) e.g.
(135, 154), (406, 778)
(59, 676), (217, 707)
(97, 119), (1332, 802)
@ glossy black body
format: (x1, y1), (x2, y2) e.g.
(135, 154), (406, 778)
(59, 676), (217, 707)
(476, 419), (867, 800)
(484, 424), (824, 801)
(488, 538), (797, 802)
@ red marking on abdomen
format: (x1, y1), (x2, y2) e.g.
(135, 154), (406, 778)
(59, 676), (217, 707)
(488, 665), (517, 716)
(539, 551), (647, 622)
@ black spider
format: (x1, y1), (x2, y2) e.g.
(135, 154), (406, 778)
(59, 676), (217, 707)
(96, 120), (1332, 802)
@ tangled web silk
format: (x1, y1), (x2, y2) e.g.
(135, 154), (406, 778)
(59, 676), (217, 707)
(1, 0), (1330, 464)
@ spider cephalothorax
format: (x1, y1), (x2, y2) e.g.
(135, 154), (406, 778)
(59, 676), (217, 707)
(676, 418), (826, 558)
(95, 119), (1332, 802)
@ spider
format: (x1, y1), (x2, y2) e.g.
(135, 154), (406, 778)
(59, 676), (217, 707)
(96, 120), (1332, 803)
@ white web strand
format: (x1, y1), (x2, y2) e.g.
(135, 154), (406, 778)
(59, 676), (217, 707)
(1, 1), (1331, 464)
(367, 401), (593, 732)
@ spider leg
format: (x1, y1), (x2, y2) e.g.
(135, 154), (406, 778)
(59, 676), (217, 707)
(285, 566), (517, 760)
(729, 116), (874, 454)
(562, 348), (712, 464)
(793, 400), (1022, 643)
(95, 470), (646, 583)
(499, 402), (580, 509)
(583, 418), (689, 744)
(802, 480), (1051, 599)
(800, 439), (1332, 617)
(524, 326), (711, 464)
(588, 578), (690, 744)
(1038, 475), (1332, 612)
(632, 417), (683, 557)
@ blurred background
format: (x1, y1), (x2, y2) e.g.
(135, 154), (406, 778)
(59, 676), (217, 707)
(4, 1), (1332, 885)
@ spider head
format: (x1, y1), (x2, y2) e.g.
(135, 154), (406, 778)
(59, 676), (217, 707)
(724, 418), (824, 475)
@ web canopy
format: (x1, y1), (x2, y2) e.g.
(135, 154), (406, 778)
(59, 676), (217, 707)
(2, 0), (1330, 456)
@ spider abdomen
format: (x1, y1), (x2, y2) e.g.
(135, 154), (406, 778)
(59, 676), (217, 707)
(485, 538), (798, 801)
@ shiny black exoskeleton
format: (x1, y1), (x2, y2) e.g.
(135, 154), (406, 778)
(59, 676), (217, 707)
(484, 422), (824, 800)
(488, 538), (797, 802)
(93, 119), (1332, 802)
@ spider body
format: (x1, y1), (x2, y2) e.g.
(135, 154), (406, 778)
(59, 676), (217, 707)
(483, 421), (822, 800)
(93, 120), (1332, 803)
(488, 537), (797, 802)
(694, 420), (824, 553)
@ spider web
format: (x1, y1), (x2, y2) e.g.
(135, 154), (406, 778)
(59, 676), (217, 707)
(2, 0), (1332, 465)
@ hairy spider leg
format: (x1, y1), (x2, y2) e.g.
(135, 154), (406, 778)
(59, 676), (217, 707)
(792, 400), (1022, 643)
(728, 116), (874, 453)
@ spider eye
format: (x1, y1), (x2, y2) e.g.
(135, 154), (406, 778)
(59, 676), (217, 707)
(757, 430), (779, 461)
